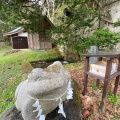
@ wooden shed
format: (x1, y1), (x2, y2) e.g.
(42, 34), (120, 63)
(3, 17), (53, 50)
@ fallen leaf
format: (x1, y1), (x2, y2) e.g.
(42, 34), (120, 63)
(83, 110), (91, 118)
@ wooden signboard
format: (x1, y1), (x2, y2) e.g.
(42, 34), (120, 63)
(90, 61), (117, 76)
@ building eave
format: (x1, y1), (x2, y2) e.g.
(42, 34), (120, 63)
(3, 27), (24, 37)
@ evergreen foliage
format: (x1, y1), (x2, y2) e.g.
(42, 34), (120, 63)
(0, 0), (63, 33)
(114, 21), (120, 27)
(75, 29), (120, 53)
(48, 0), (120, 59)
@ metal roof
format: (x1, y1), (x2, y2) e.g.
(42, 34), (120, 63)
(3, 17), (53, 37)
(3, 27), (24, 37)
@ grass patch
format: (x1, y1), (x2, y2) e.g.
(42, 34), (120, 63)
(108, 94), (120, 107)
(0, 45), (11, 58)
(0, 47), (62, 116)
(91, 82), (98, 90)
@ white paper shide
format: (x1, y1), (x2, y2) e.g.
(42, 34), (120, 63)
(32, 100), (45, 120)
(32, 80), (73, 120)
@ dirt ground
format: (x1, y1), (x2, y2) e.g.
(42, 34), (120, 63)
(71, 66), (120, 120)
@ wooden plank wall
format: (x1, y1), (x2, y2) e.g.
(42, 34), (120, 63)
(28, 33), (52, 50)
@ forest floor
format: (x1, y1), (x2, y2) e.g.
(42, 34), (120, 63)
(69, 62), (120, 120)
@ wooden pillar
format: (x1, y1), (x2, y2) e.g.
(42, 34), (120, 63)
(101, 58), (112, 113)
(11, 37), (14, 49)
(97, 56), (102, 88)
(113, 57), (120, 96)
(96, 79), (100, 88)
(83, 57), (89, 95)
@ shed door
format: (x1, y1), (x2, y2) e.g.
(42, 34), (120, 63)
(12, 37), (28, 49)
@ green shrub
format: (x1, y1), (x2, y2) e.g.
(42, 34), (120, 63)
(64, 49), (79, 62)
(108, 94), (120, 107)
(85, 29), (120, 51)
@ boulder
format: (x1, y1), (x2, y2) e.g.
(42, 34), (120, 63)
(15, 61), (71, 120)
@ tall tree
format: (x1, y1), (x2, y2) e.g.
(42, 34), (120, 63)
(49, 0), (120, 60)
(0, 0), (63, 33)
(49, 0), (99, 56)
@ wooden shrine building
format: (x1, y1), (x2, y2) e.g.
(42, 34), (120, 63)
(3, 17), (53, 50)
